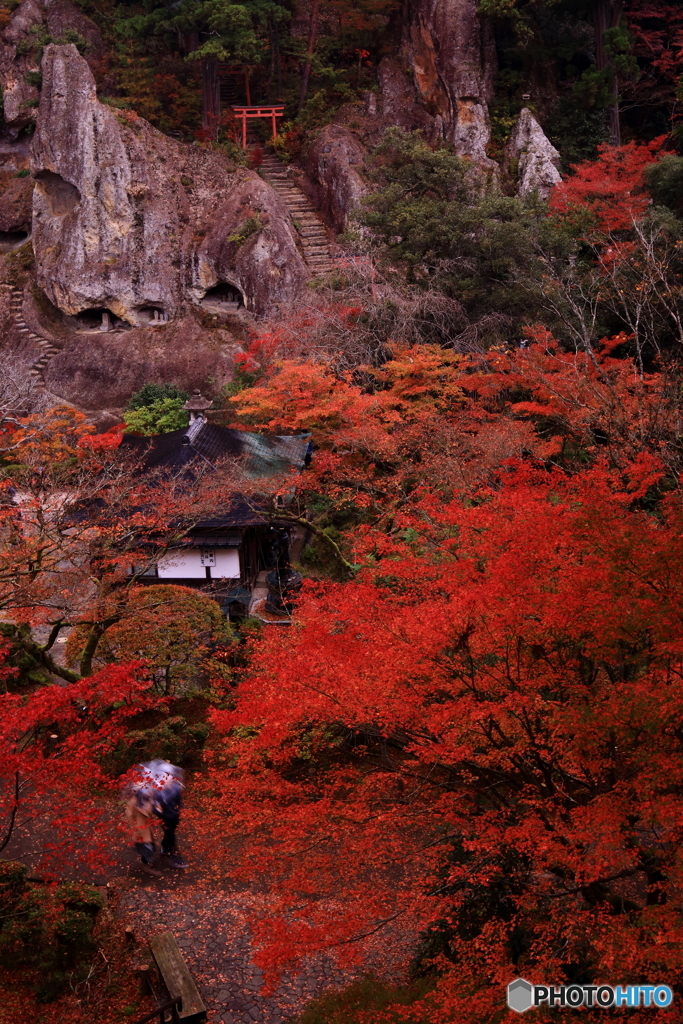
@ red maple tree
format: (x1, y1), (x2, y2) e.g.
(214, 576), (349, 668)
(550, 135), (669, 232)
(200, 450), (683, 1021)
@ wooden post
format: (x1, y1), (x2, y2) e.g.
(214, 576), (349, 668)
(271, 110), (277, 140)
(241, 110), (247, 150)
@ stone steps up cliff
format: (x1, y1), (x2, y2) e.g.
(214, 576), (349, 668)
(3, 283), (61, 390)
(259, 153), (335, 276)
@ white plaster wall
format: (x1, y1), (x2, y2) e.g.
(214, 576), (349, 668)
(157, 549), (206, 579)
(213, 549), (240, 579)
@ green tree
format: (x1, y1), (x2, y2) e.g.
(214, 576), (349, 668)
(124, 383), (189, 435)
(363, 129), (560, 338)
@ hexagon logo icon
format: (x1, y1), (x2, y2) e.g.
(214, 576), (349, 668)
(508, 978), (534, 1013)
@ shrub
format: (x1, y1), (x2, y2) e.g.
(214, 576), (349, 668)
(124, 383), (189, 434)
(646, 154), (683, 215)
(105, 715), (210, 776)
(126, 382), (189, 410)
(294, 976), (434, 1024)
(124, 397), (188, 435)
(0, 864), (105, 1002)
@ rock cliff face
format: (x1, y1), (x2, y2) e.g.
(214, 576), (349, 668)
(306, 126), (368, 232)
(0, 174), (33, 232)
(505, 108), (562, 199)
(377, 57), (436, 136)
(31, 44), (307, 321)
(0, 0), (104, 144)
(400, 0), (497, 166)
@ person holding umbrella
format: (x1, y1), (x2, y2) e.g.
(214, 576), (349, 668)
(125, 760), (188, 872)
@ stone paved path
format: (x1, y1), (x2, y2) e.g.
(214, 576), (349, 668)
(3, 796), (418, 1022)
(117, 871), (417, 1024)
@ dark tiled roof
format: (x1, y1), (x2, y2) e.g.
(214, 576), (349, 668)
(176, 531), (242, 547)
(121, 422), (309, 478)
(192, 500), (269, 528)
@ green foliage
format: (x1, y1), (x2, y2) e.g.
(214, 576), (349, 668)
(674, 80), (683, 155)
(0, 623), (49, 690)
(228, 214), (261, 246)
(116, 0), (289, 73)
(364, 128), (559, 335)
(102, 42), (202, 136)
(219, 362), (263, 401)
(0, 865), (105, 1002)
(15, 24), (88, 61)
(105, 714), (210, 775)
(25, 70), (42, 88)
(124, 383), (189, 435)
(13, 168), (29, 178)
(646, 155), (683, 216)
(127, 382), (189, 410)
(4, 239), (35, 283)
(369, 127), (467, 202)
(478, 0), (569, 46)
(572, 24), (638, 110)
(294, 976), (434, 1024)
(545, 97), (609, 169)
(124, 397), (188, 434)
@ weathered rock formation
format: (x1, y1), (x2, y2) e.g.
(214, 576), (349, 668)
(31, 44), (307, 322)
(398, 0), (497, 166)
(377, 58), (436, 136)
(0, 0), (104, 144)
(0, 173), (33, 232)
(505, 108), (562, 200)
(306, 126), (368, 233)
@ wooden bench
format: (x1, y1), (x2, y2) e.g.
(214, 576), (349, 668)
(149, 931), (207, 1024)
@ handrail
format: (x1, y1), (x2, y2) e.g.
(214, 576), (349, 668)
(129, 994), (183, 1024)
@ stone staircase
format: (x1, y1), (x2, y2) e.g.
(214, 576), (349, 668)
(3, 282), (60, 389)
(259, 152), (334, 276)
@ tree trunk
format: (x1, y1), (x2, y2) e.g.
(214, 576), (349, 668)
(274, 16), (282, 100)
(201, 59), (220, 132)
(79, 615), (121, 677)
(17, 634), (81, 683)
(267, 17), (275, 99)
(299, 0), (320, 111)
(592, 0), (624, 146)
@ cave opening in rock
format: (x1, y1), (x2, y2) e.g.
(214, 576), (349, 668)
(201, 283), (244, 311)
(75, 308), (123, 333)
(34, 170), (81, 216)
(135, 306), (170, 325)
(0, 231), (29, 254)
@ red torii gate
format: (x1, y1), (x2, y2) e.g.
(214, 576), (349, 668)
(231, 106), (285, 149)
